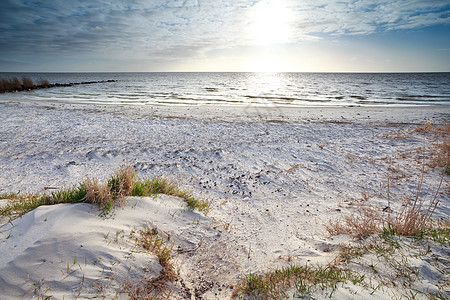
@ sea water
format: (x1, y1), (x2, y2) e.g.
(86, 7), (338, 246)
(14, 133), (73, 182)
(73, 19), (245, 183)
(0, 72), (449, 107)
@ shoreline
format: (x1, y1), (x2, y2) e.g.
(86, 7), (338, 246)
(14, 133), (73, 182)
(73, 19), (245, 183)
(1, 98), (449, 125)
(0, 99), (448, 298)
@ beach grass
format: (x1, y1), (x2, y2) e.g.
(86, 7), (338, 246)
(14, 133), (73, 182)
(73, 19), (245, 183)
(326, 122), (448, 240)
(123, 224), (178, 299)
(0, 165), (209, 219)
(232, 264), (365, 299)
(335, 226), (449, 299)
(233, 222), (449, 299)
(325, 174), (443, 240)
(131, 176), (210, 212)
(413, 121), (450, 172)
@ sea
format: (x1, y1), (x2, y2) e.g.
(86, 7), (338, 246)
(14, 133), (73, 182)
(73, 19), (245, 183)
(0, 72), (449, 107)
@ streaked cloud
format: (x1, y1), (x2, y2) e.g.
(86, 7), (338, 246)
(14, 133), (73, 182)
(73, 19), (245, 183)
(0, 0), (448, 71)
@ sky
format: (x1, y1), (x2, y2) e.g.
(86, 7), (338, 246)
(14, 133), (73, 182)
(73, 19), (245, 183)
(0, 0), (449, 72)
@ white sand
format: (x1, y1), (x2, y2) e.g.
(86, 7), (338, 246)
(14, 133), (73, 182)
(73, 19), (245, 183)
(0, 100), (449, 299)
(0, 195), (220, 298)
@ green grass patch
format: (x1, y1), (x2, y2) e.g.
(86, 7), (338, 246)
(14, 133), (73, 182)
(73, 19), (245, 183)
(0, 183), (88, 219)
(417, 227), (450, 246)
(233, 264), (365, 299)
(131, 176), (210, 212)
(0, 165), (209, 219)
(51, 183), (88, 203)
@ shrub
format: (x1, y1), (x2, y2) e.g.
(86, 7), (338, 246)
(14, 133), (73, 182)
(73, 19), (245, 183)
(38, 79), (51, 88)
(12, 77), (22, 90)
(22, 76), (35, 89)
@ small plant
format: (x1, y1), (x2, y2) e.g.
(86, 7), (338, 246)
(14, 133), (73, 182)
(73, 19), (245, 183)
(232, 264), (365, 299)
(51, 183), (87, 203)
(417, 227), (450, 246)
(327, 167), (443, 239)
(388, 171), (442, 237)
(124, 225), (178, 299)
(32, 279), (51, 299)
(326, 205), (382, 239)
(0, 193), (54, 219)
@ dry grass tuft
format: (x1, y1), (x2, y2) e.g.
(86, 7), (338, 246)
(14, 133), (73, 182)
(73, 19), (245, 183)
(108, 164), (135, 200)
(327, 122), (448, 239)
(74, 166), (135, 215)
(414, 121), (450, 135)
(429, 138), (449, 171)
(327, 170), (443, 239)
(37, 79), (51, 87)
(0, 77), (21, 92)
(21, 76), (35, 89)
(84, 178), (115, 211)
(82, 166), (135, 213)
(413, 120), (433, 132)
(413, 121), (450, 171)
(0, 76), (54, 92)
(0, 76), (38, 92)
(326, 205), (382, 239)
(123, 225), (178, 299)
(389, 174), (442, 236)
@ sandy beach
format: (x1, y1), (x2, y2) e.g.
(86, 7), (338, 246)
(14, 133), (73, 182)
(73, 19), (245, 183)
(0, 100), (449, 299)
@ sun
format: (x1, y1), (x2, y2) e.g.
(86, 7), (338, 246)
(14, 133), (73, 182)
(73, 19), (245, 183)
(248, 0), (292, 46)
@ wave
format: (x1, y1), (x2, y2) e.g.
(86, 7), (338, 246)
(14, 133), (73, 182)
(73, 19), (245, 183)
(1, 72), (448, 107)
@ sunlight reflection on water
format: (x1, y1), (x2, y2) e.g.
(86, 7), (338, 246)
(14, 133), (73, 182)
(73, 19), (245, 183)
(0, 72), (449, 107)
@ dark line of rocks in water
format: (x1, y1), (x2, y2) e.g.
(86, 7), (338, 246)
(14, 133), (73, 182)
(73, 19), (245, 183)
(0, 77), (117, 93)
(52, 80), (117, 87)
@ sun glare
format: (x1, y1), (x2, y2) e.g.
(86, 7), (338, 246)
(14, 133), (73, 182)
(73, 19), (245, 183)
(248, 1), (292, 46)
(244, 56), (291, 72)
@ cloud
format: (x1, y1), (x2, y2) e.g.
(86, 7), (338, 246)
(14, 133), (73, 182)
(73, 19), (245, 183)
(0, 0), (448, 65)
(287, 0), (450, 36)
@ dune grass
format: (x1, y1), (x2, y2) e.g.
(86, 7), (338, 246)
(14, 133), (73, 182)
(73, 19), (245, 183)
(0, 183), (88, 219)
(1, 166), (205, 299)
(417, 122), (450, 174)
(325, 174), (442, 240)
(232, 264), (365, 299)
(0, 165), (209, 220)
(326, 122), (448, 240)
(326, 172), (443, 241)
(123, 224), (178, 299)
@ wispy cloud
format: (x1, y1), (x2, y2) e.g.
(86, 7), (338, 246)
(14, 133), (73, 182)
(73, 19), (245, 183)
(0, 0), (448, 68)
(287, 0), (450, 36)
